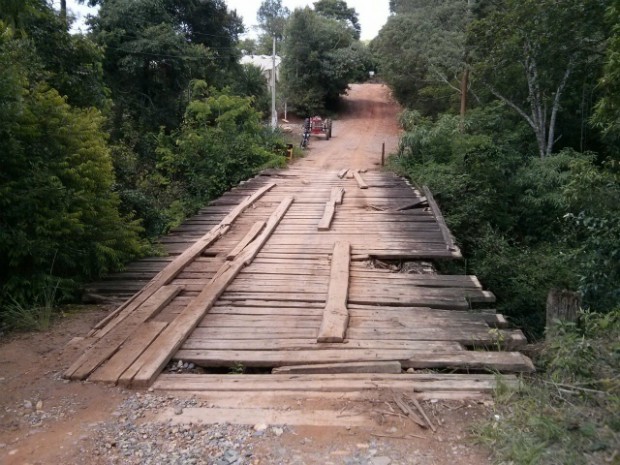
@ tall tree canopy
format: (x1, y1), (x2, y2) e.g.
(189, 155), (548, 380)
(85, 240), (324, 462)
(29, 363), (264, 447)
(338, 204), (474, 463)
(282, 7), (370, 114)
(372, 0), (470, 113)
(314, 0), (361, 40)
(257, 0), (290, 39)
(469, 0), (609, 157)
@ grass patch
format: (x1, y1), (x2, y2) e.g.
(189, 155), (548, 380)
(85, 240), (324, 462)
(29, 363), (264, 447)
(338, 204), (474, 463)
(474, 309), (620, 465)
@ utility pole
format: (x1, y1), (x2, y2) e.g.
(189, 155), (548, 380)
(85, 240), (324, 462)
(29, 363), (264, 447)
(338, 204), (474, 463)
(271, 34), (278, 130)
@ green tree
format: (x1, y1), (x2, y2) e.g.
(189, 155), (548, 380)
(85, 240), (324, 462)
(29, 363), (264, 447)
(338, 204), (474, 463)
(257, 0), (290, 39)
(593, 0), (620, 147)
(469, 0), (609, 157)
(155, 83), (285, 213)
(282, 7), (365, 114)
(314, 0), (361, 40)
(372, 1), (471, 115)
(0, 23), (145, 312)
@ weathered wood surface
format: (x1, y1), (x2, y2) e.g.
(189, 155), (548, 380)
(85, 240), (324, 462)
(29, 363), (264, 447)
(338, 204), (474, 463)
(153, 373), (520, 393)
(317, 241), (351, 342)
(69, 167), (532, 392)
(272, 361), (402, 375)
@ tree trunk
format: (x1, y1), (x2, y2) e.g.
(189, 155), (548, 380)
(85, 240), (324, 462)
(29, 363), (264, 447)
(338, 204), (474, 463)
(459, 67), (469, 131)
(546, 289), (581, 339)
(60, 0), (67, 25)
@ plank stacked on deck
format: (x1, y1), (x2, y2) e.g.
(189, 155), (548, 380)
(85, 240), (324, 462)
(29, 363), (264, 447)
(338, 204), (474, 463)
(66, 167), (533, 396)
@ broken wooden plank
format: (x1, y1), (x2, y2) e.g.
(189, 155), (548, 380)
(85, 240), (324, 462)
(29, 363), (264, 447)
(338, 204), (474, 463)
(273, 361), (402, 375)
(396, 197), (427, 211)
(317, 241), (351, 343)
(353, 170), (368, 189)
(337, 169), (348, 179)
(88, 321), (168, 384)
(406, 393), (436, 432)
(64, 285), (182, 380)
(226, 221), (265, 260)
(125, 197), (294, 388)
(393, 393), (427, 428)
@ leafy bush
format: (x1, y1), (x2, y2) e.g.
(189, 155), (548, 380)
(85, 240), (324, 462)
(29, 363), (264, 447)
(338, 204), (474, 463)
(391, 110), (618, 337)
(154, 84), (286, 221)
(0, 26), (146, 327)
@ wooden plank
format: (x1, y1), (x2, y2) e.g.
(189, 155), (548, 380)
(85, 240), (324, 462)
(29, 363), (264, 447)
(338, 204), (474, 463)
(238, 197), (295, 265)
(226, 221), (265, 260)
(317, 241), (351, 343)
(422, 185), (457, 252)
(176, 349), (423, 367)
(337, 169), (348, 179)
(272, 361), (402, 375)
(64, 285), (182, 380)
(330, 187), (345, 205)
(353, 170), (368, 189)
(317, 202), (336, 231)
(88, 321), (168, 384)
(180, 338), (463, 352)
(403, 351), (535, 373)
(90, 182), (276, 338)
(153, 373), (520, 393)
(125, 197), (294, 388)
(396, 197), (427, 211)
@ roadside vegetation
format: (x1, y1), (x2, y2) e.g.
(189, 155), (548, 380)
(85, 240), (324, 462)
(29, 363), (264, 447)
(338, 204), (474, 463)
(0, 0), (371, 330)
(373, 1), (619, 463)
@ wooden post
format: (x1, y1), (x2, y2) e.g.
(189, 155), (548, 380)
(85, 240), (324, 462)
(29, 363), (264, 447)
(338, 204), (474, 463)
(381, 142), (385, 166)
(546, 289), (581, 338)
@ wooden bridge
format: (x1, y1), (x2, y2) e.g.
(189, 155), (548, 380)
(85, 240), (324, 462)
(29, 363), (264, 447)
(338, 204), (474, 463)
(65, 166), (533, 398)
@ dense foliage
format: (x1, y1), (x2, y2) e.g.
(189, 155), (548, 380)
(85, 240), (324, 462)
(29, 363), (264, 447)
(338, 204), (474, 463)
(281, 6), (372, 115)
(0, 0), (290, 329)
(376, 0), (619, 337)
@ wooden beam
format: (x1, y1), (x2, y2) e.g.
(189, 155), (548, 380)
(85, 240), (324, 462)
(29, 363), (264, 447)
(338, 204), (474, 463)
(176, 349), (417, 367)
(124, 197), (294, 388)
(317, 203), (335, 231)
(226, 221), (265, 260)
(402, 351), (535, 373)
(353, 170), (368, 189)
(90, 182), (276, 338)
(273, 361), (402, 375)
(151, 373), (521, 393)
(396, 197), (427, 211)
(422, 186), (457, 252)
(330, 187), (345, 205)
(317, 241), (351, 342)
(64, 285), (182, 380)
(88, 321), (168, 384)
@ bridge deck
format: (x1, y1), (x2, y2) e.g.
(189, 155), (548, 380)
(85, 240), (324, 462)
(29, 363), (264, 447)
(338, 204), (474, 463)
(67, 167), (532, 396)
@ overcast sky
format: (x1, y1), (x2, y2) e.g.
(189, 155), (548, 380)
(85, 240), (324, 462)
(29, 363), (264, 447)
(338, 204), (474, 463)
(65, 0), (391, 41)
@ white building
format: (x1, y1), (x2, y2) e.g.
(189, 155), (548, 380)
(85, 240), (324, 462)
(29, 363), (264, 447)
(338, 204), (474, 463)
(240, 54), (282, 86)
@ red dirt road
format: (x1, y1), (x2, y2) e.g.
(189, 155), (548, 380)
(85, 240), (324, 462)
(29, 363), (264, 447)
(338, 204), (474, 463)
(296, 83), (401, 170)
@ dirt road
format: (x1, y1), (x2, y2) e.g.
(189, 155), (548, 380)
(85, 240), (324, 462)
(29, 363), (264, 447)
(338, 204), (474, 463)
(0, 84), (493, 465)
(296, 83), (401, 170)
